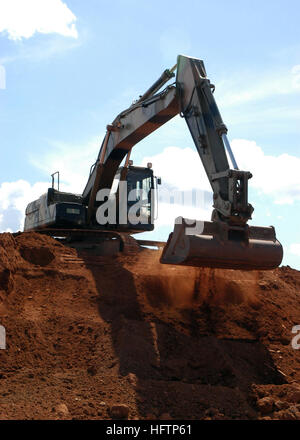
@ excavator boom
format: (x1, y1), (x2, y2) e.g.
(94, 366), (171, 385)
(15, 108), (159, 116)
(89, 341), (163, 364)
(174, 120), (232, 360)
(82, 54), (283, 270)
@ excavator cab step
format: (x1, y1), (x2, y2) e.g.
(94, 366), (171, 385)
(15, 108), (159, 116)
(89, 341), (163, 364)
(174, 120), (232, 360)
(160, 217), (283, 270)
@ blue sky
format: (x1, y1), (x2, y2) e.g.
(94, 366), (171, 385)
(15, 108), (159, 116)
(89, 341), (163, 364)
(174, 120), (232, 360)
(0, 0), (299, 269)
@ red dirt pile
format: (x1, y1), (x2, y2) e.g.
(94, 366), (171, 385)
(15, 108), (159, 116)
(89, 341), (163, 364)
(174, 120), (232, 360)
(0, 231), (300, 420)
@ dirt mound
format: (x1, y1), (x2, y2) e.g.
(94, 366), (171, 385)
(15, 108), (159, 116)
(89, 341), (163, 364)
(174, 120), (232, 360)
(0, 232), (300, 420)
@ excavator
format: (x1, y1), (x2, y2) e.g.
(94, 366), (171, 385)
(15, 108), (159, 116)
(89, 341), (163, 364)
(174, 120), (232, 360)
(24, 55), (283, 270)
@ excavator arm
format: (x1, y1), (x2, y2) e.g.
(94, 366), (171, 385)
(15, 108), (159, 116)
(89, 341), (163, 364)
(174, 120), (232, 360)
(81, 55), (284, 270)
(162, 56), (283, 269)
(176, 55), (253, 226)
(84, 55), (253, 227)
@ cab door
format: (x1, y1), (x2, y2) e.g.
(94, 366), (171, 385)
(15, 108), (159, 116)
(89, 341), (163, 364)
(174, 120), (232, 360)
(120, 166), (154, 232)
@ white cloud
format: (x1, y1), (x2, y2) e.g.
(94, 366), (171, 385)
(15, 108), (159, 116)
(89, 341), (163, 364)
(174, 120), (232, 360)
(141, 146), (211, 192)
(141, 139), (300, 206)
(1, 140), (212, 232)
(0, 0), (78, 40)
(155, 202), (210, 228)
(141, 146), (213, 225)
(231, 139), (300, 204)
(2, 135), (298, 233)
(0, 180), (49, 231)
(290, 243), (300, 257)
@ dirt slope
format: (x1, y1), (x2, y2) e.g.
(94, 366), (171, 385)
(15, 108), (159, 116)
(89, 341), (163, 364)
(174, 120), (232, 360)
(0, 232), (300, 420)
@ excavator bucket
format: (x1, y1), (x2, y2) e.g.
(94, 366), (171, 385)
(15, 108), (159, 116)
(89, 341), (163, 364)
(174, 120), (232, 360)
(160, 217), (283, 270)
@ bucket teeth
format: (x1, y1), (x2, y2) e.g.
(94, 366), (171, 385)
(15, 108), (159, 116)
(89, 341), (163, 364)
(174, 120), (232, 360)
(160, 217), (283, 270)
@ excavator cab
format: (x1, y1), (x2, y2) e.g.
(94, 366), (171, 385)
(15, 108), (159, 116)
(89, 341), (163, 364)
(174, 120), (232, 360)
(109, 164), (156, 233)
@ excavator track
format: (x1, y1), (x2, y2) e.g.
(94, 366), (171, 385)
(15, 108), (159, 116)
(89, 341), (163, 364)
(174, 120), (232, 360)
(16, 229), (165, 256)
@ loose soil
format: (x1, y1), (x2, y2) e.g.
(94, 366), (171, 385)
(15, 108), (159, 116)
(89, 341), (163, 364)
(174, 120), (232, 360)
(0, 232), (300, 420)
